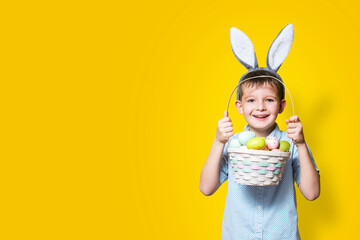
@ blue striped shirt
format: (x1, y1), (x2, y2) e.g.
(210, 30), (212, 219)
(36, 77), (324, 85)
(219, 123), (319, 240)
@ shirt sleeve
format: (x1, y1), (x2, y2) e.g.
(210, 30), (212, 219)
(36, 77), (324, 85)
(219, 140), (229, 185)
(292, 142), (320, 186)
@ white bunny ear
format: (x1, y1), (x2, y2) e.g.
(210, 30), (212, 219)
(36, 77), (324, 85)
(230, 27), (258, 70)
(267, 24), (294, 72)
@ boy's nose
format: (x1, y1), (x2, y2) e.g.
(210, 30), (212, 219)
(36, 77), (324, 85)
(256, 102), (266, 111)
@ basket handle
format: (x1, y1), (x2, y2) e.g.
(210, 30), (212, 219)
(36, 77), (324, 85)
(226, 75), (295, 119)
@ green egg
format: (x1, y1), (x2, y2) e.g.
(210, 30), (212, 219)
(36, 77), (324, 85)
(246, 137), (266, 150)
(279, 141), (290, 152)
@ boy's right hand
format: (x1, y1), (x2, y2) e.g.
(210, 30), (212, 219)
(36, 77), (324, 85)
(215, 110), (234, 144)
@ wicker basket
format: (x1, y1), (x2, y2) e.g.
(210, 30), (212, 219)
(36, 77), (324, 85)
(228, 147), (291, 186)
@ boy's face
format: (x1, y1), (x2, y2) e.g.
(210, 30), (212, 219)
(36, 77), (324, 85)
(235, 83), (286, 136)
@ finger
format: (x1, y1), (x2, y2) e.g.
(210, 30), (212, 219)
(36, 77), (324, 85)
(287, 129), (297, 134)
(223, 122), (233, 127)
(287, 133), (296, 140)
(223, 126), (234, 132)
(219, 119), (232, 125)
(287, 132), (299, 138)
(224, 110), (228, 118)
(287, 123), (299, 129)
(225, 117), (232, 122)
(285, 119), (290, 124)
(226, 132), (234, 138)
(290, 115), (300, 123)
(219, 117), (232, 123)
(223, 125), (234, 130)
(219, 127), (234, 133)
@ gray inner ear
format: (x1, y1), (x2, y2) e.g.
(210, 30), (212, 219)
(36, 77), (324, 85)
(230, 27), (258, 70)
(267, 24), (294, 72)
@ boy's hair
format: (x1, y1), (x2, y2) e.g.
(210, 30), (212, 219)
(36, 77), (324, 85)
(237, 70), (285, 101)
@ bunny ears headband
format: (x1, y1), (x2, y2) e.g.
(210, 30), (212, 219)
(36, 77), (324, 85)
(231, 24), (294, 100)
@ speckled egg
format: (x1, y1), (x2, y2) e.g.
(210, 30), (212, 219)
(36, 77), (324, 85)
(266, 136), (279, 150)
(272, 149), (284, 152)
(237, 131), (256, 145)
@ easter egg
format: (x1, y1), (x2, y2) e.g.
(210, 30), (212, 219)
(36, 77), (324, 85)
(229, 138), (241, 148)
(246, 137), (266, 150)
(237, 131), (256, 145)
(272, 149), (284, 152)
(279, 141), (290, 152)
(266, 136), (279, 150)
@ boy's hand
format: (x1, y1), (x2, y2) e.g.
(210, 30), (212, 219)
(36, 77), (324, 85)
(286, 115), (305, 146)
(215, 110), (234, 144)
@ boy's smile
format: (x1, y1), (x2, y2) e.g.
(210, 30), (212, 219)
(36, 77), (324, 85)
(235, 83), (286, 137)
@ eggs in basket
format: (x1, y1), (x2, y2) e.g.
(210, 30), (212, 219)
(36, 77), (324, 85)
(229, 131), (290, 152)
(227, 131), (291, 186)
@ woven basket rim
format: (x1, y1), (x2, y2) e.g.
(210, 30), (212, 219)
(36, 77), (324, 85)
(228, 147), (291, 157)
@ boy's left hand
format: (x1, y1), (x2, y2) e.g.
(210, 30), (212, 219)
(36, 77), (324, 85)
(286, 115), (305, 146)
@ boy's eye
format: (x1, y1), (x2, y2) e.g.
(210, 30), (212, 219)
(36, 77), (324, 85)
(266, 99), (275, 102)
(247, 99), (255, 103)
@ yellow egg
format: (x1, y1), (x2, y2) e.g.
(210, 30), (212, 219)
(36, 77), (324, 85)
(246, 137), (266, 150)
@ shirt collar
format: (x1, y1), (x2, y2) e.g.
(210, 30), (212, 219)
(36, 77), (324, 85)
(243, 123), (282, 139)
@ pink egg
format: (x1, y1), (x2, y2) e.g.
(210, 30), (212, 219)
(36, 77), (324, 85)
(266, 137), (279, 150)
(271, 149), (284, 152)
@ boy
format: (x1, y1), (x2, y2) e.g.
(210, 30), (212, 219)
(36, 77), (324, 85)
(200, 70), (320, 239)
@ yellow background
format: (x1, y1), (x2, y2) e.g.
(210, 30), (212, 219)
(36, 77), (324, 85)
(1, 0), (359, 239)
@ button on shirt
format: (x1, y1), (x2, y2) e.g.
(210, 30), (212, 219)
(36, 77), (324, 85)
(219, 123), (320, 240)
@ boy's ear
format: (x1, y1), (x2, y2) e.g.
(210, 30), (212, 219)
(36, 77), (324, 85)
(279, 99), (286, 113)
(235, 100), (243, 114)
